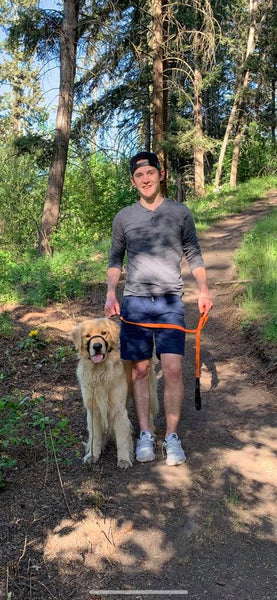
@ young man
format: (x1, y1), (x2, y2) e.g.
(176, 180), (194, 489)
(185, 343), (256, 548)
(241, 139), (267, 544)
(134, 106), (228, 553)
(104, 151), (213, 466)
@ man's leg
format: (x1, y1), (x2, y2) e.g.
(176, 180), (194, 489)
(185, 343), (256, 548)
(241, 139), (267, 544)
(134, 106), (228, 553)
(160, 353), (186, 465)
(132, 359), (152, 432)
(160, 353), (184, 436)
(132, 359), (156, 462)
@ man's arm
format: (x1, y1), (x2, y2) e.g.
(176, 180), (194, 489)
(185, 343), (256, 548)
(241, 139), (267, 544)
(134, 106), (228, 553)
(105, 211), (126, 317)
(191, 266), (213, 316)
(104, 267), (122, 316)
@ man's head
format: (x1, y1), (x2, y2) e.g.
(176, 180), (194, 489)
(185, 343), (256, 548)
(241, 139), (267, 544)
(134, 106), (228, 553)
(130, 151), (161, 176)
(129, 151), (164, 204)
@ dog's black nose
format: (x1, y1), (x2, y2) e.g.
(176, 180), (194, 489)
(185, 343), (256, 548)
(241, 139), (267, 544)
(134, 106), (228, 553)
(92, 342), (102, 353)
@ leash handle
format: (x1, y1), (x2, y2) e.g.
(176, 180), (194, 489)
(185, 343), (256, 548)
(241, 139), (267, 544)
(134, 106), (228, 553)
(194, 313), (208, 410)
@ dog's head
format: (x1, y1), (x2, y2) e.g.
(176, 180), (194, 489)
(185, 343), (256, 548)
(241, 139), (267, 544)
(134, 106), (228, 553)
(70, 318), (120, 364)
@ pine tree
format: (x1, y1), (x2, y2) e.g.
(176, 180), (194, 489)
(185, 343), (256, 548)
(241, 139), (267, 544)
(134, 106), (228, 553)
(0, 0), (46, 137)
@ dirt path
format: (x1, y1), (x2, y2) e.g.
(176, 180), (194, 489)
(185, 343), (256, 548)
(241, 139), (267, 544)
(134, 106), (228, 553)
(0, 193), (276, 600)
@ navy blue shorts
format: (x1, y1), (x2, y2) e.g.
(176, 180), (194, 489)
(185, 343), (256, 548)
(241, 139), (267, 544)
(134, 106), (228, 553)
(120, 295), (186, 360)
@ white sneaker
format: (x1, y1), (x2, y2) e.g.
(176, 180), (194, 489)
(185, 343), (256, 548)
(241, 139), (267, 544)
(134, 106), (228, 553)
(162, 433), (186, 466)
(136, 431), (155, 462)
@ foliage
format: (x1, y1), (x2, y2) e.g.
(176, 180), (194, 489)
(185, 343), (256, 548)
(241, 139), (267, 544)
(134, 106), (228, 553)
(187, 175), (277, 229)
(0, 1), (49, 138)
(237, 121), (277, 181)
(0, 390), (78, 490)
(52, 151), (136, 248)
(0, 143), (47, 249)
(234, 209), (277, 343)
(13, 132), (54, 169)
(17, 328), (48, 352)
(0, 241), (109, 306)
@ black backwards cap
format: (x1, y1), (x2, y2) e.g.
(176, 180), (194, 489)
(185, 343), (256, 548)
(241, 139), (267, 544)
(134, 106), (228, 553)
(130, 151), (161, 176)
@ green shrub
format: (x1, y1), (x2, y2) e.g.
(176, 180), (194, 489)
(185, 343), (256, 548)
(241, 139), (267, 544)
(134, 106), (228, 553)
(0, 144), (47, 250)
(0, 243), (109, 306)
(234, 209), (277, 343)
(238, 122), (277, 181)
(52, 152), (137, 251)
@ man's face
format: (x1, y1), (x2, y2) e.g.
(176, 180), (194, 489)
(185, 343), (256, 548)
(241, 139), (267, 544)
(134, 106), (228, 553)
(131, 162), (164, 202)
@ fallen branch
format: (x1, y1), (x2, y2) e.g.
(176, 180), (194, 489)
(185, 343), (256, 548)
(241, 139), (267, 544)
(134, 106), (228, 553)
(17, 534), (27, 566)
(48, 428), (72, 517)
(214, 279), (253, 286)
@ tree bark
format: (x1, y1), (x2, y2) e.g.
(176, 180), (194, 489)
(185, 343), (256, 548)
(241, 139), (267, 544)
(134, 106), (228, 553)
(193, 64), (205, 196)
(229, 109), (246, 186)
(271, 71), (276, 144)
(214, 0), (258, 189)
(38, 0), (80, 256)
(161, 0), (169, 193)
(143, 106), (151, 151)
(229, 0), (261, 186)
(152, 0), (169, 194)
(152, 0), (163, 154)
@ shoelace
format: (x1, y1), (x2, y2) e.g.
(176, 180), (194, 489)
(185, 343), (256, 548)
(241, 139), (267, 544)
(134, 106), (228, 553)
(137, 434), (154, 447)
(162, 436), (181, 457)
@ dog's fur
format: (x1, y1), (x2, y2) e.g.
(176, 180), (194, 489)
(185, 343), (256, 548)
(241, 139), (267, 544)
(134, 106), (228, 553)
(71, 318), (158, 469)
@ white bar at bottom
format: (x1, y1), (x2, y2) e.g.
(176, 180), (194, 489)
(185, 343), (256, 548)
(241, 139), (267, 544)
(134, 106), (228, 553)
(89, 591), (188, 596)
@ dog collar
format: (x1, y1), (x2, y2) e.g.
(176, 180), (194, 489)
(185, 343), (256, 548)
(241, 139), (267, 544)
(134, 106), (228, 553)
(86, 335), (112, 356)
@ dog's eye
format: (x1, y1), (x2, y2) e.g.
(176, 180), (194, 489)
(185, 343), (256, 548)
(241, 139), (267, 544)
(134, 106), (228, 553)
(85, 334), (91, 338)
(101, 331), (106, 336)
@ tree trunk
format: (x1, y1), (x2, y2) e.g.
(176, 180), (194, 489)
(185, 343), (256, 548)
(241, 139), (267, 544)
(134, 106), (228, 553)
(152, 0), (169, 194)
(144, 106), (151, 151)
(176, 173), (184, 203)
(271, 71), (276, 144)
(229, 0), (260, 187)
(161, 0), (169, 194)
(194, 65), (205, 196)
(214, 0), (258, 189)
(229, 109), (246, 186)
(38, 0), (80, 256)
(12, 82), (21, 134)
(152, 0), (163, 153)
(140, 78), (151, 150)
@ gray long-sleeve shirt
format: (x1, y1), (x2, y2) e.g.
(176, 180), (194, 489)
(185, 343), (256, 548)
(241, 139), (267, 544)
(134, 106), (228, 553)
(108, 198), (204, 296)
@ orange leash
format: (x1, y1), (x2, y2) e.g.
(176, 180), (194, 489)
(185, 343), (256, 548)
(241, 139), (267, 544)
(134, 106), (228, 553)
(119, 313), (209, 410)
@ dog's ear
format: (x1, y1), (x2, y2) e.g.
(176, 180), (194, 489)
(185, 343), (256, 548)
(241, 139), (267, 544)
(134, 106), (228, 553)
(70, 323), (82, 349)
(106, 318), (120, 347)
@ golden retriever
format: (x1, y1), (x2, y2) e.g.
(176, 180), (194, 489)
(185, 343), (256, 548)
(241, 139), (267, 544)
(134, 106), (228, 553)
(71, 317), (158, 469)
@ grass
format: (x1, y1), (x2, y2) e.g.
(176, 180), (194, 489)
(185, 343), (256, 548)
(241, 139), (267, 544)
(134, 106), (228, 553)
(187, 175), (277, 230)
(0, 312), (15, 337)
(234, 209), (277, 343)
(0, 239), (110, 306)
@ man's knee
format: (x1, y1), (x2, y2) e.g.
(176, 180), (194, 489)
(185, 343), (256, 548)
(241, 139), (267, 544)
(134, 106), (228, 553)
(161, 355), (183, 382)
(132, 360), (151, 381)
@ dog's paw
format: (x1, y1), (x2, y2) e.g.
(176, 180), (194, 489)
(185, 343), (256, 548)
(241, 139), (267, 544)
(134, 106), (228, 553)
(93, 453), (101, 464)
(118, 459), (133, 469)
(83, 452), (92, 464)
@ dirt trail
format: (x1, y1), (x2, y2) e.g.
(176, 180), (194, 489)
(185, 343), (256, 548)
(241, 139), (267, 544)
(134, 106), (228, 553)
(0, 192), (277, 600)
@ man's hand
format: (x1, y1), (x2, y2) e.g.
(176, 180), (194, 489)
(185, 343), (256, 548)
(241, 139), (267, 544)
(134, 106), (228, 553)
(105, 267), (122, 317)
(104, 292), (120, 317)
(191, 266), (213, 317)
(198, 292), (213, 317)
